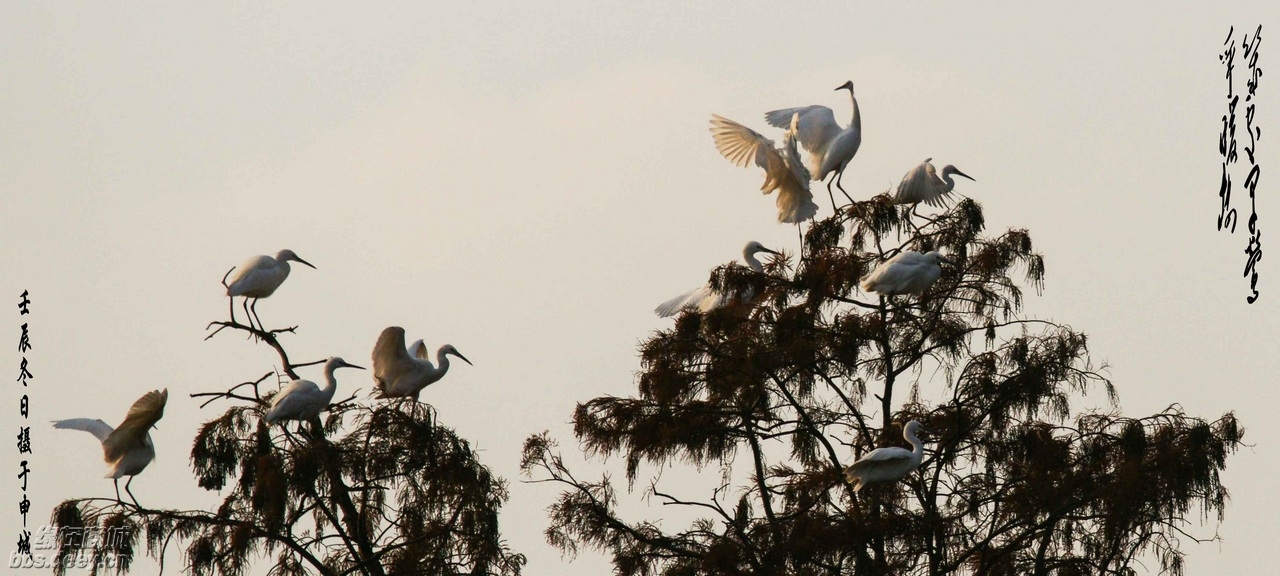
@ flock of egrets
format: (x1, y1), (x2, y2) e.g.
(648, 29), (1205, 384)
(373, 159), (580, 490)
(660, 81), (976, 491)
(52, 249), (473, 506)
(53, 81), (969, 507)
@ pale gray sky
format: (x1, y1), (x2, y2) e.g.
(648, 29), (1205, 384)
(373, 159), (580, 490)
(3, 2), (1277, 574)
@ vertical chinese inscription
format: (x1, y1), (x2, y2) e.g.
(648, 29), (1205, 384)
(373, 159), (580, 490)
(1218, 26), (1265, 303)
(16, 291), (32, 556)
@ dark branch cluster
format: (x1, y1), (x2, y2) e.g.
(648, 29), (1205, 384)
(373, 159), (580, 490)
(523, 198), (1243, 576)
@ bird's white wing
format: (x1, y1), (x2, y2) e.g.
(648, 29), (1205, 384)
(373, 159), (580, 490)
(266, 380), (320, 422)
(860, 255), (918, 294)
(655, 285), (722, 318)
(226, 255), (277, 295)
(373, 326), (418, 396)
(104, 389), (167, 462)
(844, 446), (914, 484)
(408, 339), (429, 360)
(895, 160), (947, 206)
(709, 115), (782, 173)
(764, 106), (841, 158)
(52, 419), (115, 443)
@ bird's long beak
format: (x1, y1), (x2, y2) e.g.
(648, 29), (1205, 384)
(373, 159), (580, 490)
(295, 257), (317, 269)
(343, 362), (367, 370)
(953, 170), (975, 182)
(452, 351), (474, 366)
(835, 81), (854, 92)
(762, 248), (782, 256)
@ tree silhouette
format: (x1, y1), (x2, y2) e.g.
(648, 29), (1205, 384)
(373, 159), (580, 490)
(522, 197), (1243, 576)
(50, 289), (525, 575)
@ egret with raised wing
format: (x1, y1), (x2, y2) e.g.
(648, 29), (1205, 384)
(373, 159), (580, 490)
(844, 420), (925, 492)
(373, 327), (473, 401)
(264, 357), (364, 425)
(52, 389), (168, 506)
(224, 249), (316, 331)
(710, 113), (818, 224)
(655, 241), (780, 317)
(765, 80), (862, 208)
(893, 158), (974, 208)
(860, 251), (954, 296)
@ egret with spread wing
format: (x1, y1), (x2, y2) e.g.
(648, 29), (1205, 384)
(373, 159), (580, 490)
(860, 251), (954, 296)
(224, 249), (316, 331)
(52, 389), (168, 506)
(373, 327), (473, 401)
(765, 80), (862, 208)
(264, 357), (364, 425)
(893, 158), (975, 208)
(844, 420), (925, 492)
(655, 241), (780, 317)
(710, 113), (818, 224)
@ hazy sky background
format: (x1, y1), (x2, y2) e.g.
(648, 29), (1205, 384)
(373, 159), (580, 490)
(3, 2), (1277, 574)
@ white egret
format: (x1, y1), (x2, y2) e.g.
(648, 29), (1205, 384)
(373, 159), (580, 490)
(264, 357), (364, 425)
(225, 249), (316, 331)
(52, 389), (169, 506)
(860, 251), (954, 296)
(655, 241), (780, 317)
(765, 80), (862, 207)
(373, 327), (473, 401)
(893, 158), (975, 208)
(709, 113), (818, 224)
(844, 420), (925, 492)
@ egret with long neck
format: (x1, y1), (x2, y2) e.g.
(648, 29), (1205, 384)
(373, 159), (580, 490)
(843, 420), (926, 492)
(764, 80), (863, 209)
(224, 249), (317, 331)
(655, 241), (781, 317)
(264, 357), (364, 426)
(892, 158), (975, 208)
(373, 327), (473, 401)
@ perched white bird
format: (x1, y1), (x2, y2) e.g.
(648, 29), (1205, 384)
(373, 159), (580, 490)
(655, 241), (781, 317)
(893, 159), (975, 208)
(225, 249), (316, 331)
(264, 357), (364, 425)
(860, 251), (954, 296)
(52, 389), (169, 506)
(710, 113), (818, 223)
(844, 420), (925, 492)
(765, 80), (862, 206)
(373, 327), (473, 401)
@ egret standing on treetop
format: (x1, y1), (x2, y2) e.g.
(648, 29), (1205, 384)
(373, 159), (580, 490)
(709, 113), (819, 224)
(224, 249), (316, 331)
(655, 241), (781, 318)
(373, 326), (473, 401)
(765, 80), (862, 209)
(844, 420), (926, 492)
(893, 158), (975, 208)
(264, 357), (364, 426)
(860, 251), (954, 296)
(52, 389), (168, 507)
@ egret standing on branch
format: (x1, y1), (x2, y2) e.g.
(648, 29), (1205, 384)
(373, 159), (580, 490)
(224, 249), (317, 331)
(373, 326), (473, 401)
(709, 113), (818, 225)
(860, 251), (954, 296)
(655, 241), (780, 317)
(893, 158), (975, 208)
(844, 420), (925, 492)
(52, 389), (169, 507)
(765, 80), (862, 209)
(264, 357), (364, 426)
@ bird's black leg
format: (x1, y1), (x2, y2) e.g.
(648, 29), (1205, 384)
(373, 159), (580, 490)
(114, 478), (123, 504)
(250, 299), (263, 333)
(229, 296), (238, 326)
(835, 168), (855, 205)
(825, 175), (838, 212)
(124, 477), (141, 508)
(242, 299), (256, 331)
